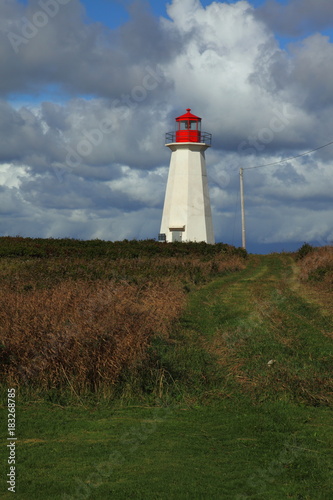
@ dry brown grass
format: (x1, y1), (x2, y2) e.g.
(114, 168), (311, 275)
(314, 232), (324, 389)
(298, 245), (333, 286)
(0, 239), (247, 398)
(0, 279), (185, 395)
(295, 246), (333, 315)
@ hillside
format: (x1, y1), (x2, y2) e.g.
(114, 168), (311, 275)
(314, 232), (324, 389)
(0, 237), (246, 399)
(0, 239), (332, 499)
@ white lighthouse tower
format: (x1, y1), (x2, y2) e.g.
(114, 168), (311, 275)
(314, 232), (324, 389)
(159, 109), (215, 244)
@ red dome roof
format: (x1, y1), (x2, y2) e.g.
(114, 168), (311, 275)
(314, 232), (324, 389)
(175, 108), (201, 122)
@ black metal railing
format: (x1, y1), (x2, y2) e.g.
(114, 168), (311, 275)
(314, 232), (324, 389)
(165, 132), (175, 143)
(201, 132), (213, 145)
(165, 131), (212, 145)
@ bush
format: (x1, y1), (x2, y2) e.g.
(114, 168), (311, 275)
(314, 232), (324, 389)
(295, 243), (314, 260)
(296, 245), (333, 290)
(0, 237), (247, 260)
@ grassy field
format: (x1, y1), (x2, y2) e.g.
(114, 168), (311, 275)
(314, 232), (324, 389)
(0, 237), (246, 401)
(0, 239), (332, 499)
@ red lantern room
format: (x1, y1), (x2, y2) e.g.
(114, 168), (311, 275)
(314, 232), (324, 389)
(165, 108), (212, 145)
(175, 108), (201, 142)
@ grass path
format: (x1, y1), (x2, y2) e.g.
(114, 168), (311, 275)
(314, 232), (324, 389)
(185, 254), (333, 406)
(1, 254), (333, 499)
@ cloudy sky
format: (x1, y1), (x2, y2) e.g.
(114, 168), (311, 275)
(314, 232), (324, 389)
(0, 0), (333, 253)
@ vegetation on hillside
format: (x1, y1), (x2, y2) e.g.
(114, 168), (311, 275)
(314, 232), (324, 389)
(1, 239), (332, 407)
(0, 237), (247, 402)
(1, 242), (332, 499)
(0, 236), (247, 259)
(296, 243), (333, 291)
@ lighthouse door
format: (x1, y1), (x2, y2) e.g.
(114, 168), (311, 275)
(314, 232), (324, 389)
(171, 230), (182, 242)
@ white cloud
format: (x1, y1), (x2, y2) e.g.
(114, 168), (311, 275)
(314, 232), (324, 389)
(0, 163), (28, 188)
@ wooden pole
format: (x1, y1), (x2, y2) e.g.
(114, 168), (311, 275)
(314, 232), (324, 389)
(240, 168), (246, 250)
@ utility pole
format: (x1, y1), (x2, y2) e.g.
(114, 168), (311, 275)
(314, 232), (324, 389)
(239, 168), (246, 250)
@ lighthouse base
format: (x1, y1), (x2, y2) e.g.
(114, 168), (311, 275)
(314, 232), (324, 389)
(159, 142), (215, 244)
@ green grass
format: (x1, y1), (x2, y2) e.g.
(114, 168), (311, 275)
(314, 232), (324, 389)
(1, 399), (332, 499)
(1, 252), (333, 499)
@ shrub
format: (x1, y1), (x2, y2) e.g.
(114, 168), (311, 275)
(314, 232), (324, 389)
(296, 245), (333, 290)
(295, 242), (314, 260)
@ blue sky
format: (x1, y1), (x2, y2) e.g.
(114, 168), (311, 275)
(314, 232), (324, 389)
(79, 0), (276, 27)
(80, 0), (231, 28)
(1, 0), (333, 253)
(80, 0), (333, 43)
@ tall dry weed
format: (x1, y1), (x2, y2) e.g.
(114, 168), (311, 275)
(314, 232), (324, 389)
(297, 246), (333, 289)
(0, 242), (247, 397)
(0, 279), (185, 394)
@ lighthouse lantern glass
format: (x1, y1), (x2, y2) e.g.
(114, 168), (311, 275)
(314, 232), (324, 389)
(172, 109), (205, 143)
(178, 120), (201, 131)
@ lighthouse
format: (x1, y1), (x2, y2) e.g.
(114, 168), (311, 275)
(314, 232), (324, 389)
(159, 109), (215, 244)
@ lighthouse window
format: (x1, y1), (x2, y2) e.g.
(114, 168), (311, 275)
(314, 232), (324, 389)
(179, 121), (201, 130)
